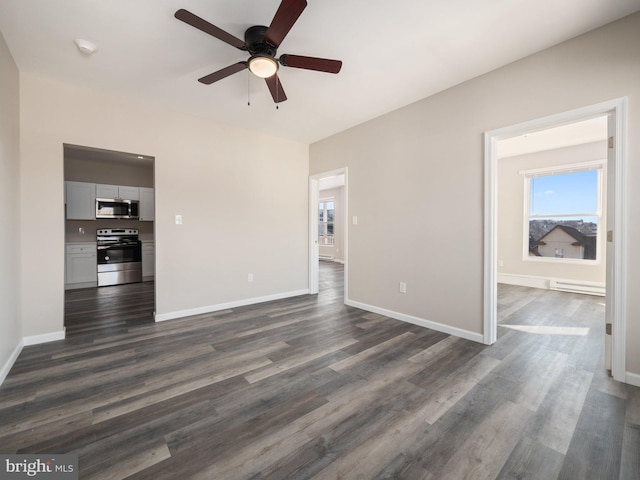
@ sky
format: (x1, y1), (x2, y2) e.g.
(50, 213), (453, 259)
(530, 170), (598, 218)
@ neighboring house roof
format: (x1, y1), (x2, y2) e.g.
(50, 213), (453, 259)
(536, 225), (590, 246)
(534, 225), (597, 259)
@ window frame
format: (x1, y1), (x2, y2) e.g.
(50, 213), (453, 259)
(521, 159), (605, 264)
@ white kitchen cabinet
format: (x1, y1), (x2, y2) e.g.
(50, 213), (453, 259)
(139, 187), (155, 221)
(118, 185), (140, 200)
(96, 184), (139, 200)
(95, 184), (118, 199)
(65, 181), (96, 220)
(65, 243), (97, 288)
(142, 241), (155, 280)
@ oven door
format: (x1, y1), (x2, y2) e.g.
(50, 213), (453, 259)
(97, 242), (142, 286)
(97, 243), (141, 265)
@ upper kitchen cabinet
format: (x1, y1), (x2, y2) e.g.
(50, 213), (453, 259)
(139, 187), (155, 221)
(65, 181), (96, 220)
(96, 184), (139, 200)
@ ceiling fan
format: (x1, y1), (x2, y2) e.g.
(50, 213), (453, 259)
(175, 0), (343, 103)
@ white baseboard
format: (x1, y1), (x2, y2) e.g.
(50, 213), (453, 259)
(0, 340), (24, 386)
(23, 330), (66, 346)
(155, 289), (311, 322)
(626, 371), (640, 388)
(345, 299), (484, 344)
(498, 273), (605, 296)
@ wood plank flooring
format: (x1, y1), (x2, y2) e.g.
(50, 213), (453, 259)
(64, 280), (155, 337)
(1, 263), (639, 479)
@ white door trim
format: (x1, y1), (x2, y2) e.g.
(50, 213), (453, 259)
(309, 168), (348, 302)
(484, 97), (627, 383)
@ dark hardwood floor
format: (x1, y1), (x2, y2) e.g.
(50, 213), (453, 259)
(1, 263), (638, 479)
(64, 280), (155, 337)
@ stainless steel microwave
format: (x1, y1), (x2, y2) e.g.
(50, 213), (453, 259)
(96, 198), (140, 219)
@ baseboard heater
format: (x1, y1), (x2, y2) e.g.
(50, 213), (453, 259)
(549, 279), (605, 296)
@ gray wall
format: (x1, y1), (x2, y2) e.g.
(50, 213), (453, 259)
(310, 13), (640, 376)
(64, 154), (153, 187)
(0, 32), (21, 381)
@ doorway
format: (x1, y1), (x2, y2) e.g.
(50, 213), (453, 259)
(309, 168), (348, 302)
(63, 144), (156, 334)
(484, 98), (628, 383)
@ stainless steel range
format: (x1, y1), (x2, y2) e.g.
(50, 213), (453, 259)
(96, 228), (142, 287)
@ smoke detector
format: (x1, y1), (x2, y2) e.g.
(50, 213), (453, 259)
(73, 38), (97, 55)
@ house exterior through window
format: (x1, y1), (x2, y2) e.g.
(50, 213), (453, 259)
(522, 160), (605, 262)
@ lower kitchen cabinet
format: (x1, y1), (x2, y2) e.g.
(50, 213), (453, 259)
(142, 241), (155, 280)
(65, 243), (97, 289)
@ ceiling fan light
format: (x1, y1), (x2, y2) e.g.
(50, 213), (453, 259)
(249, 56), (278, 78)
(73, 38), (97, 55)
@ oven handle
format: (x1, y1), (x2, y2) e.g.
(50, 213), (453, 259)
(97, 244), (140, 249)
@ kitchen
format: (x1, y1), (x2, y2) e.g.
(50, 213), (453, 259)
(64, 144), (155, 326)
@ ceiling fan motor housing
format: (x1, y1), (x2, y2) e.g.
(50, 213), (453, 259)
(245, 26), (277, 57)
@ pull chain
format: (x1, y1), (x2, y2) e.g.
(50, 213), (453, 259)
(247, 71), (251, 106)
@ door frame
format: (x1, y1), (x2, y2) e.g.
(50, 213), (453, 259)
(483, 97), (628, 382)
(309, 167), (348, 302)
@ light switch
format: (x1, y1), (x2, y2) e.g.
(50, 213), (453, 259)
(352, 215), (358, 225)
(175, 214), (183, 225)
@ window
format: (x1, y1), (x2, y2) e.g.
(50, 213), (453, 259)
(319, 200), (334, 245)
(523, 160), (604, 261)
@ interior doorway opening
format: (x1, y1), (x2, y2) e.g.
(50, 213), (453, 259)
(63, 144), (156, 335)
(496, 115), (608, 289)
(484, 98), (628, 383)
(309, 168), (348, 302)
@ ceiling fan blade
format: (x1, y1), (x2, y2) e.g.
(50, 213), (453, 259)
(265, 74), (287, 103)
(175, 9), (246, 50)
(279, 54), (342, 74)
(198, 62), (247, 85)
(264, 0), (307, 48)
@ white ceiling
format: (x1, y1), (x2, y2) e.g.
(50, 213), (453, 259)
(1, 0), (638, 144)
(319, 174), (345, 191)
(497, 115), (609, 159)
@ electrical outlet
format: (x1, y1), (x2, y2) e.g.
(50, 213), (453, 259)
(175, 214), (183, 225)
(399, 282), (407, 294)
(248, 273), (254, 282)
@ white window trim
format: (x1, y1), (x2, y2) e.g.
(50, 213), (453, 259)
(522, 159), (605, 264)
